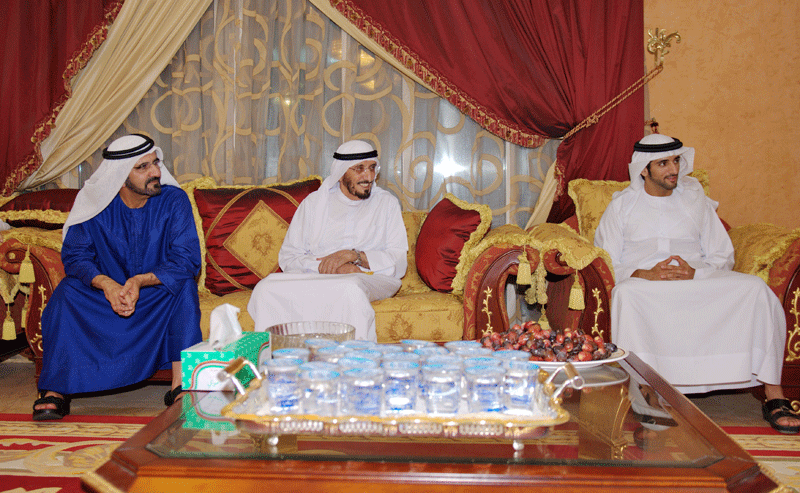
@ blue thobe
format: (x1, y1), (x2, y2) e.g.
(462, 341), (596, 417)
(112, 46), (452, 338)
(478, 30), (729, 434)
(38, 185), (202, 395)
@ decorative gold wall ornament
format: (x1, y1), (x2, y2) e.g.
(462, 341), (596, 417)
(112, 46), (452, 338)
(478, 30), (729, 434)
(481, 287), (493, 338)
(591, 288), (605, 340)
(36, 284), (47, 351)
(647, 28), (682, 67)
(560, 28), (679, 141)
(787, 287), (799, 362)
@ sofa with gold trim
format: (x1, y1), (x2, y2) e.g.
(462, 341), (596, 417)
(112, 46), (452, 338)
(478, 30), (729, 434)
(0, 177), (516, 379)
(537, 171), (800, 401)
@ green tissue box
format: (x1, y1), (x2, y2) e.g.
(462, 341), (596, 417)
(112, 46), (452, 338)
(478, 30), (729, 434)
(181, 391), (237, 431)
(181, 331), (271, 391)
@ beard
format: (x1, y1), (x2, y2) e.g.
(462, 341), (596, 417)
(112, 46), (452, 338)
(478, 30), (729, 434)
(125, 176), (162, 197)
(342, 174), (372, 199)
(646, 170), (678, 192)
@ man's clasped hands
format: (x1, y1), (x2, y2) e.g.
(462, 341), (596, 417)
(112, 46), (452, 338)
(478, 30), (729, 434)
(632, 255), (696, 281)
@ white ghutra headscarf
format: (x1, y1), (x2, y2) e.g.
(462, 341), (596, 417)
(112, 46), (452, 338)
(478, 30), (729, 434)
(62, 134), (180, 240)
(321, 140), (381, 192)
(627, 134), (695, 191)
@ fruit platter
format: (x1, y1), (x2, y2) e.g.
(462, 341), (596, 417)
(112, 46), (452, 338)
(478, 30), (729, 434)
(481, 320), (620, 364)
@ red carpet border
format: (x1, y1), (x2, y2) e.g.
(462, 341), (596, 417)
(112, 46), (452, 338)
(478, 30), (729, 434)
(0, 413), (151, 493)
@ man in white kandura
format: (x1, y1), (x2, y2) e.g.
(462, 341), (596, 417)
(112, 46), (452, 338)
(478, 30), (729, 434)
(594, 133), (800, 434)
(247, 140), (408, 341)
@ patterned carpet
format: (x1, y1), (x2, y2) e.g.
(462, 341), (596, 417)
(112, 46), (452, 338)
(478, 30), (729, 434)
(0, 414), (150, 493)
(0, 412), (797, 492)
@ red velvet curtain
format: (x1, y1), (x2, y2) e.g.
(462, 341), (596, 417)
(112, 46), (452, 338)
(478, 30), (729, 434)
(0, 0), (122, 195)
(332, 0), (644, 222)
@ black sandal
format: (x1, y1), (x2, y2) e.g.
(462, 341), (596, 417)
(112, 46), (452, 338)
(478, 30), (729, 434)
(762, 398), (800, 434)
(164, 385), (184, 407)
(32, 391), (71, 421)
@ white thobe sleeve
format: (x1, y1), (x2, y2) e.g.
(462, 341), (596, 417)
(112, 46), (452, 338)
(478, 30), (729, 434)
(278, 201), (321, 273)
(693, 199), (735, 279)
(362, 199), (408, 279)
(594, 200), (633, 281)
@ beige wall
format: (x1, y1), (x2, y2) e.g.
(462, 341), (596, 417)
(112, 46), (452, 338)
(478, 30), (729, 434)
(644, 1), (799, 228)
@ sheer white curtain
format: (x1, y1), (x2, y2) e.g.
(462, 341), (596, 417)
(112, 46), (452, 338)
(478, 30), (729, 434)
(57, 0), (555, 228)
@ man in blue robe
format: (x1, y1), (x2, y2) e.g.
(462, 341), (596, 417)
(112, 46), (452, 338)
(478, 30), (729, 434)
(32, 134), (202, 421)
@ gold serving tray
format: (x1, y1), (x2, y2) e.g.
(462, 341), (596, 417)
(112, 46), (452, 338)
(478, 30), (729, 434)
(219, 358), (584, 446)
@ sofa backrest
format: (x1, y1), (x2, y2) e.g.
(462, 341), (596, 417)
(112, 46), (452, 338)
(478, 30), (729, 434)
(182, 176), (432, 297)
(566, 169), (712, 244)
(0, 181), (491, 299)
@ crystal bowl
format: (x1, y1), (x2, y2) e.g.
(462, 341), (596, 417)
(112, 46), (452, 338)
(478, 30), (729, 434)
(267, 321), (356, 350)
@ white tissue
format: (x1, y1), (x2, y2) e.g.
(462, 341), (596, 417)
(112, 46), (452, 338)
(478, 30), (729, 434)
(209, 303), (243, 350)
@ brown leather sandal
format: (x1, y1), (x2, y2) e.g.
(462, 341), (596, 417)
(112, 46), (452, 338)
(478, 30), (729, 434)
(32, 391), (71, 421)
(762, 398), (800, 434)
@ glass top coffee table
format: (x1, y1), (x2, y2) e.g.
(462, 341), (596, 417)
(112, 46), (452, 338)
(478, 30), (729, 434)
(82, 353), (777, 492)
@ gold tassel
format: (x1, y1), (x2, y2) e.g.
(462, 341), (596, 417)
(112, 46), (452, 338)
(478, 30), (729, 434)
(535, 261), (548, 305)
(569, 272), (585, 310)
(524, 286), (537, 305)
(19, 248), (35, 284)
(538, 309), (551, 332)
(516, 248), (532, 285)
(2, 306), (15, 340)
(20, 293), (30, 329)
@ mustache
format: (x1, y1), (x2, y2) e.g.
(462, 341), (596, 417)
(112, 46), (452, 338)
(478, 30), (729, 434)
(146, 177), (161, 185)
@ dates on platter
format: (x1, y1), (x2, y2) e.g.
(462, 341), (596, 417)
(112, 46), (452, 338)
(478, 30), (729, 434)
(481, 321), (617, 363)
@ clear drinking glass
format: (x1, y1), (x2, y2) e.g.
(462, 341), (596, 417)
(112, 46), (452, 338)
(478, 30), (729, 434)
(304, 338), (338, 360)
(340, 368), (384, 416)
(452, 346), (493, 359)
(465, 365), (506, 413)
(314, 345), (350, 363)
(413, 346), (450, 361)
(380, 351), (422, 364)
(421, 364), (461, 414)
(300, 368), (340, 416)
(345, 348), (383, 363)
(337, 356), (379, 371)
(492, 349), (532, 367)
(400, 339), (435, 352)
(272, 347), (311, 363)
(299, 361), (338, 373)
(381, 360), (419, 413)
(265, 358), (302, 414)
(503, 360), (540, 415)
(339, 340), (377, 351)
(444, 340), (483, 353)
(373, 344), (404, 355)
(462, 356), (503, 369)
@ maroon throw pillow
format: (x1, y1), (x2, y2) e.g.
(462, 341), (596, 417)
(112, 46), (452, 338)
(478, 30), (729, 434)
(416, 195), (490, 292)
(194, 178), (321, 295)
(0, 189), (78, 229)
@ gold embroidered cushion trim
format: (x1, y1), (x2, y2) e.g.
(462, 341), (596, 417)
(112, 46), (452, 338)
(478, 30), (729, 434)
(728, 223), (800, 283)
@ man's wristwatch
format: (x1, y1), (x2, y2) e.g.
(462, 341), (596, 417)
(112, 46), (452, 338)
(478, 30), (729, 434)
(351, 249), (364, 267)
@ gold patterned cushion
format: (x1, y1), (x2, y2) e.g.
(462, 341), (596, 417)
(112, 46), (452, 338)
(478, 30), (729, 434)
(182, 176), (322, 295)
(198, 290), (255, 339)
(373, 291), (463, 343)
(728, 223), (800, 283)
(568, 170), (711, 245)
